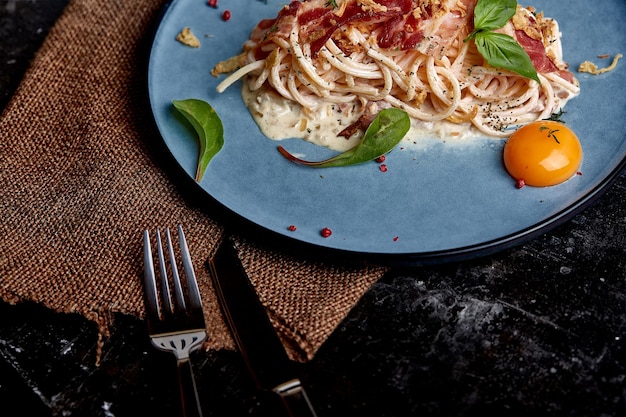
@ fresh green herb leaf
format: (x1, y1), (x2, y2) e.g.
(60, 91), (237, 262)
(473, 0), (517, 32)
(277, 108), (410, 168)
(474, 31), (540, 82)
(465, 0), (539, 82)
(544, 109), (566, 122)
(325, 0), (338, 8)
(172, 98), (224, 182)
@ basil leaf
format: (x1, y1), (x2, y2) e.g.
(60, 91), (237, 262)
(473, 0), (517, 31)
(464, 0), (540, 83)
(474, 31), (540, 82)
(172, 98), (224, 182)
(278, 108), (410, 168)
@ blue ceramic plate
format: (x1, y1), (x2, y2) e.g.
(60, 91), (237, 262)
(148, 0), (626, 263)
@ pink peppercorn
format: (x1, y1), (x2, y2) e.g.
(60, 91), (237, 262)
(379, 164), (388, 172)
(208, 0), (217, 7)
(222, 10), (231, 21)
(320, 227), (332, 238)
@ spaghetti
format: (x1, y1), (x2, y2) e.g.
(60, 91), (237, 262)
(213, 0), (579, 146)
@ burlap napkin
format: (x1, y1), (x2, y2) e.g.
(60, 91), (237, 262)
(0, 0), (388, 363)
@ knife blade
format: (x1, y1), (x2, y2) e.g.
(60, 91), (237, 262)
(208, 238), (319, 417)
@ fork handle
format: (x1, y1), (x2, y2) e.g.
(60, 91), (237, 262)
(177, 358), (203, 417)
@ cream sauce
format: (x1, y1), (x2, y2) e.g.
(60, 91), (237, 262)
(242, 81), (484, 153)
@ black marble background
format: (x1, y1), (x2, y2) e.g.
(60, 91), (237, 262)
(1, 1), (625, 416)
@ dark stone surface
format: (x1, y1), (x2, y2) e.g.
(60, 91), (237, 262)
(0, 0), (68, 110)
(1, 1), (625, 416)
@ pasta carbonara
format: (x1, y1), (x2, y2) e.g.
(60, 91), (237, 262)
(212, 0), (579, 151)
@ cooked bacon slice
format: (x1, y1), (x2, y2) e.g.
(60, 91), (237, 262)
(249, 0), (477, 59)
(337, 112), (379, 138)
(413, 0), (477, 57)
(246, 0), (571, 78)
(514, 29), (559, 73)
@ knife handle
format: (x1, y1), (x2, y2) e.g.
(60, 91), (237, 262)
(274, 379), (319, 417)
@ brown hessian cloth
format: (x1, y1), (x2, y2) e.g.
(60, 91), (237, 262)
(0, 0), (388, 364)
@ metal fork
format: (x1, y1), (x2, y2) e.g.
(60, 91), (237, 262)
(143, 225), (207, 417)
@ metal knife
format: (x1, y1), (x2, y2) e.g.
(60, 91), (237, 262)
(208, 238), (319, 417)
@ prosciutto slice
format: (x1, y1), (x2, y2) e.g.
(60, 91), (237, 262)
(253, 0), (477, 58)
(248, 0), (567, 76)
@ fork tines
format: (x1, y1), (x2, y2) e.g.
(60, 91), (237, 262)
(143, 225), (207, 417)
(143, 225), (206, 336)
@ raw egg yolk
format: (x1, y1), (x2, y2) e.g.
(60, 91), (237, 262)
(503, 120), (582, 187)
